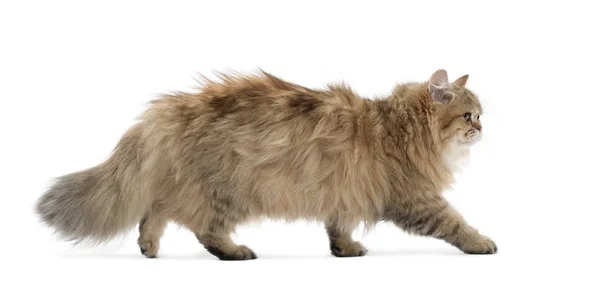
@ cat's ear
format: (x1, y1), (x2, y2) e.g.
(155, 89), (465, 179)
(428, 69), (453, 103)
(453, 74), (469, 86)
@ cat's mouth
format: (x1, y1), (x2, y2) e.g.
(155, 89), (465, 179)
(461, 130), (481, 145)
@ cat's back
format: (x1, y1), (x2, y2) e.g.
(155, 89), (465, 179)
(144, 72), (367, 139)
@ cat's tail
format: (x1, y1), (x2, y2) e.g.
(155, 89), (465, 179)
(35, 123), (156, 244)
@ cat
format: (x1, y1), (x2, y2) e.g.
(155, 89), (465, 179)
(35, 69), (496, 260)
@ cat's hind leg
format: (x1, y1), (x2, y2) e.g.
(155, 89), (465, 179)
(192, 214), (257, 260)
(196, 232), (257, 260)
(137, 209), (168, 258)
(325, 217), (368, 257)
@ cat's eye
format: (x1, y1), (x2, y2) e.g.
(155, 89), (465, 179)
(462, 113), (472, 121)
(476, 114), (480, 120)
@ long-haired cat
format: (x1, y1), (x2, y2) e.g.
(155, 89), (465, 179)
(36, 69), (496, 260)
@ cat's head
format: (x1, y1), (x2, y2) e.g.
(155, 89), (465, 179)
(427, 69), (483, 148)
(425, 69), (483, 171)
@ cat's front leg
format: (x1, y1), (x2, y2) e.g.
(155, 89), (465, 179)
(388, 199), (497, 254)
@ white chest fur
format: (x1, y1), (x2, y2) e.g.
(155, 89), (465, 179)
(443, 140), (471, 172)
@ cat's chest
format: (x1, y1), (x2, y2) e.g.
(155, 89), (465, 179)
(443, 141), (471, 172)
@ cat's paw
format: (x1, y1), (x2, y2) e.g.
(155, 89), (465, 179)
(459, 235), (497, 255)
(206, 244), (258, 261)
(330, 240), (368, 257)
(138, 239), (159, 258)
(229, 245), (258, 260)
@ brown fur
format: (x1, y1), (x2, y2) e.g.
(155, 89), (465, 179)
(36, 69), (496, 259)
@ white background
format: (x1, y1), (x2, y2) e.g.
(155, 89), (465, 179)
(1, 0), (599, 286)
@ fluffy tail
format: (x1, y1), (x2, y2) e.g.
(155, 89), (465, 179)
(35, 123), (154, 244)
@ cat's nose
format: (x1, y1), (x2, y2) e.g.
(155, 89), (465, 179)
(474, 124), (482, 131)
